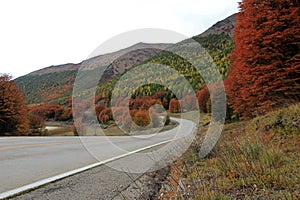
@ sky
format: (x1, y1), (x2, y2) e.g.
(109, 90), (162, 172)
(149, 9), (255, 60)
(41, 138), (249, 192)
(0, 0), (239, 79)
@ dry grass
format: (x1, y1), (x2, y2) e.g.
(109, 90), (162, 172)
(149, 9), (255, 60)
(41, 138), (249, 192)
(168, 110), (210, 124)
(164, 103), (300, 199)
(46, 126), (74, 136)
(101, 125), (127, 136)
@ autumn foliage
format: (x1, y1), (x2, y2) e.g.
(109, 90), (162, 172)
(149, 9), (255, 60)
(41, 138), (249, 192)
(96, 94), (167, 133)
(28, 112), (45, 130)
(133, 110), (151, 127)
(0, 75), (29, 135)
(29, 104), (72, 121)
(169, 98), (181, 113)
(98, 108), (113, 123)
(197, 87), (210, 113)
(226, 0), (300, 119)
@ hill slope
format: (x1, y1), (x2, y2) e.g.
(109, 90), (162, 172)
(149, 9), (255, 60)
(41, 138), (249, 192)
(15, 43), (170, 104)
(168, 103), (300, 199)
(15, 14), (236, 105)
(95, 33), (234, 101)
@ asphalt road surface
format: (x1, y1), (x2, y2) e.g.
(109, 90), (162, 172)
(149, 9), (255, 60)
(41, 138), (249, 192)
(0, 118), (196, 199)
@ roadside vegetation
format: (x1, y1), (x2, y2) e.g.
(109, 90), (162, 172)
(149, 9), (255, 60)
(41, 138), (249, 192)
(0, 0), (298, 199)
(0, 74), (29, 135)
(46, 126), (73, 136)
(1, 23), (234, 136)
(159, 0), (300, 198)
(158, 104), (300, 199)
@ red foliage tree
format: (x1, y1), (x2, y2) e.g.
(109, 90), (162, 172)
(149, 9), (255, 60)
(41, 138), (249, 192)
(226, 0), (300, 119)
(197, 87), (210, 113)
(55, 107), (72, 121)
(98, 108), (112, 123)
(169, 98), (181, 113)
(95, 103), (106, 115)
(133, 110), (151, 127)
(29, 104), (72, 121)
(28, 112), (45, 130)
(99, 114), (109, 123)
(153, 91), (169, 109)
(0, 75), (29, 135)
(28, 112), (46, 135)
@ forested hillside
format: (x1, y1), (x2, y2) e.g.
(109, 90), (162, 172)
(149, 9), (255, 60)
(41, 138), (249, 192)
(10, 14), (237, 131)
(15, 43), (170, 105)
(95, 33), (234, 102)
(16, 70), (77, 105)
(15, 15), (236, 106)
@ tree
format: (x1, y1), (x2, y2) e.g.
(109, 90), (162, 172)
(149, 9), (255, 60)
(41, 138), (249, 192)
(133, 110), (151, 127)
(226, 0), (300, 119)
(28, 112), (46, 136)
(95, 103), (106, 115)
(169, 98), (181, 113)
(98, 108), (112, 124)
(197, 87), (210, 113)
(28, 112), (45, 130)
(55, 107), (72, 121)
(0, 74), (29, 135)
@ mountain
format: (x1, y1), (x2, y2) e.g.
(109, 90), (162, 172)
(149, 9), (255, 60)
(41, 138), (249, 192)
(28, 43), (171, 77)
(95, 33), (235, 102)
(28, 63), (79, 76)
(15, 14), (237, 105)
(198, 14), (236, 38)
(15, 43), (170, 104)
(98, 43), (171, 84)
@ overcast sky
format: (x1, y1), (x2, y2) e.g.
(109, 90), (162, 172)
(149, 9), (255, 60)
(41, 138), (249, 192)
(0, 0), (239, 78)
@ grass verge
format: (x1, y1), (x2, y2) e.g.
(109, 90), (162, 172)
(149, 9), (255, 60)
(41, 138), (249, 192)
(161, 103), (300, 199)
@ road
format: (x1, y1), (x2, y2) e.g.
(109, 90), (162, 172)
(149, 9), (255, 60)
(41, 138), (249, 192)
(0, 118), (196, 199)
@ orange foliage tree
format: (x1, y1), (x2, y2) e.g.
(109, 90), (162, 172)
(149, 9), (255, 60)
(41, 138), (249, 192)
(0, 74), (29, 135)
(98, 108), (113, 123)
(95, 103), (106, 116)
(28, 112), (45, 130)
(54, 107), (72, 121)
(169, 98), (181, 113)
(197, 87), (210, 113)
(133, 110), (151, 126)
(226, 0), (300, 119)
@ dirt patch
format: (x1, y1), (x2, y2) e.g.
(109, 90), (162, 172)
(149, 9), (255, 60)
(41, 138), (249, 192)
(112, 167), (170, 200)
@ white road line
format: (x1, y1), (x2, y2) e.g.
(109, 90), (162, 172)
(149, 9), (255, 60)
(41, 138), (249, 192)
(0, 138), (175, 199)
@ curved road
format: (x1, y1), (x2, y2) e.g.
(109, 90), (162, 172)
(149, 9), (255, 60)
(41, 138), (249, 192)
(0, 118), (196, 199)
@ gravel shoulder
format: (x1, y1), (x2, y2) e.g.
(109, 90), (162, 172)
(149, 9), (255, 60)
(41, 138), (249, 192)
(10, 146), (171, 200)
(11, 164), (141, 200)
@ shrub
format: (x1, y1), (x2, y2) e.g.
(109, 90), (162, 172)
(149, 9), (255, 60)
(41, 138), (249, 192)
(98, 108), (112, 124)
(133, 110), (151, 126)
